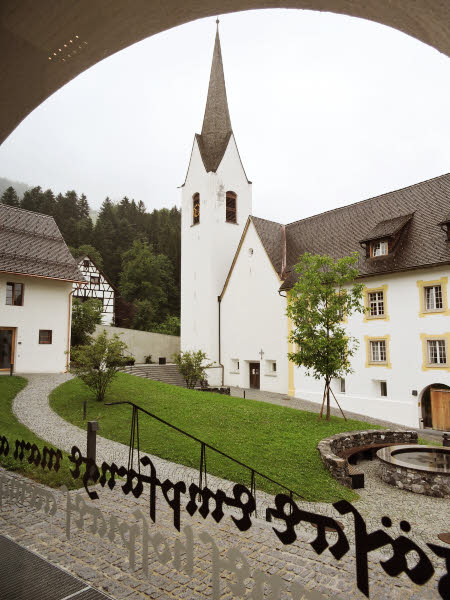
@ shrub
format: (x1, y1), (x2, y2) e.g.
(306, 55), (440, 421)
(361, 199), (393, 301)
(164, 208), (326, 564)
(70, 331), (128, 401)
(172, 350), (213, 389)
(145, 355), (153, 364)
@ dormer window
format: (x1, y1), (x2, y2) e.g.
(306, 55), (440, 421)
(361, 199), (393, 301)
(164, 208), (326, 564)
(226, 192), (237, 223)
(193, 193), (200, 225)
(360, 213), (413, 259)
(371, 240), (388, 257)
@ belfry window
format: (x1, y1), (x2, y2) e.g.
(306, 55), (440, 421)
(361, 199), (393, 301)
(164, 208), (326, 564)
(193, 193), (200, 225)
(226, 192), (237, 223)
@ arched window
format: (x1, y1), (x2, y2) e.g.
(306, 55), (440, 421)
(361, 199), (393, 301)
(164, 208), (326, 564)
(193, 193), (200, 225)
(226, 191), (237, 223)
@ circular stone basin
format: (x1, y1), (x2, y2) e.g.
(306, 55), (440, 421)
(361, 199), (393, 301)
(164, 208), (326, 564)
(376, 445), (450, 498)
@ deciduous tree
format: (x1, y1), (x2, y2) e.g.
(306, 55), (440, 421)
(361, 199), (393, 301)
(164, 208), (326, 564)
(71, 298), (103, 347)
(287, 252), (364, 421)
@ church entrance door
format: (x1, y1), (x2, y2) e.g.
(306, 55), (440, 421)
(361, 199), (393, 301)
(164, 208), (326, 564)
(249, 363), (260, 389)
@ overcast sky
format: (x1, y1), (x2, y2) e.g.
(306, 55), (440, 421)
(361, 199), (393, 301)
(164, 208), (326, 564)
(0, 9), (449, 224)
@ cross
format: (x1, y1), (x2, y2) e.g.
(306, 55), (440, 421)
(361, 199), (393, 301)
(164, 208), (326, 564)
(259, 349), (264, 360)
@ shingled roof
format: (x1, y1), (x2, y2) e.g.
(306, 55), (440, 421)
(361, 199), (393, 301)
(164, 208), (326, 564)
(196, 26), (232, 173)
(250, 173), (450, 291)
(0, 204), (84, 282)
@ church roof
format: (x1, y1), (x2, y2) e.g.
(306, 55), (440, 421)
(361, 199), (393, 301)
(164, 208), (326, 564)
(251, 217), (285, 276)
(0, 204), (84, 282)
(251, 173), (450, 291)
(196, 25), (233, 173)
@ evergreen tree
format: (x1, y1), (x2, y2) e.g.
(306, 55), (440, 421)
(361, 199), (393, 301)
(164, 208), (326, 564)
(21, 186), (43, 212)
(40, 189), (56, 216)
(1, 186), (20, 207)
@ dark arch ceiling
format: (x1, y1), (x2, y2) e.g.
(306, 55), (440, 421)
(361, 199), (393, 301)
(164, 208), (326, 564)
(1, 0), (449, 145)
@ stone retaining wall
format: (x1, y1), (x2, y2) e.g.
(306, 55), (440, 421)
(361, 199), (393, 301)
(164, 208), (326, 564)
(379, 455), (450, 498)
(317, 430), (418, 488)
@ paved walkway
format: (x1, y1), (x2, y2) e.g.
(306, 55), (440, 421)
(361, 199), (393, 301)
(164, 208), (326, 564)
(2, 374), (449, 600)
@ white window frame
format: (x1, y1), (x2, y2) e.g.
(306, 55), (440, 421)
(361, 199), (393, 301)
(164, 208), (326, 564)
(372, 240), (388, 257)
(427, 339), (447, 366)
(425, 285), (443, 312)
(368, 291), (384, 317)
(370, 340), (387, 363)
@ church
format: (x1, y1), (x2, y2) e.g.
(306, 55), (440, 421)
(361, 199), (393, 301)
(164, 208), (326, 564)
(180, 25), (450, 432)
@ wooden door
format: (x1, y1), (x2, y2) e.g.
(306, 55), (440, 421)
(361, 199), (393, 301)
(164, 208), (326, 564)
(249, 363), (260, 389)
(0, 327), (15, 371)
(430, 388), (450, 430)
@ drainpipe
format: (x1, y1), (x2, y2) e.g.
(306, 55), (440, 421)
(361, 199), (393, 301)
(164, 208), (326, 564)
(218, 296), (224, 385)
(66, 283), (85, 372)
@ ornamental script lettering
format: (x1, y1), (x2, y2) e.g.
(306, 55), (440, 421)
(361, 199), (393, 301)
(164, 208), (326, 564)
(1, 435), (449, 599)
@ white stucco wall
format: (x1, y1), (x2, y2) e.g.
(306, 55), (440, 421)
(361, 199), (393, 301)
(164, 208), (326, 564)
(221, 220), (289, 393)
(181, 134), (252, 385)
(0, 273), (71, 373)
(293, 266), (450, 428)
(94, 325), (180, 364)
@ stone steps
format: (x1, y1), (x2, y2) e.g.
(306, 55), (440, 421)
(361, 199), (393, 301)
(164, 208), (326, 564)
(120, 364), (187, 387)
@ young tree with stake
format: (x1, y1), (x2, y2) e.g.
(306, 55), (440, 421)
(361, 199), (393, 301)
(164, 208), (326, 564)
(287, 252), (364, 421)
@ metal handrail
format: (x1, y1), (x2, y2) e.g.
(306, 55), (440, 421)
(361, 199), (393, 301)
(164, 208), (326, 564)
(105, 400), (305, 500)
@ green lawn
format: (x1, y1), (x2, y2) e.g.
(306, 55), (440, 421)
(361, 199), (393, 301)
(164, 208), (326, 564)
(49, 373), (394, 503)
(0, 376), (82, 489)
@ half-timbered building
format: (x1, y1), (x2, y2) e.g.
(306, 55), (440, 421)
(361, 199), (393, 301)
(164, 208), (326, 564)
(73, 256), (115, 325)
(180, 25), (450, 431)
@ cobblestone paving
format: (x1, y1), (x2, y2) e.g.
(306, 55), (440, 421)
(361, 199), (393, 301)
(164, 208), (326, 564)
(3, 374), (449, 599)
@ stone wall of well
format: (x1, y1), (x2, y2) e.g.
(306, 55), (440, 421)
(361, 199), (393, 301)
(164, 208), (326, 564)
(379, 458), (450, 498)
(317, 430), (418, 488)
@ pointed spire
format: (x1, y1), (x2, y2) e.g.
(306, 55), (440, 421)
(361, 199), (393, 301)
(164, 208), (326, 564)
(197, 21), (232, 172)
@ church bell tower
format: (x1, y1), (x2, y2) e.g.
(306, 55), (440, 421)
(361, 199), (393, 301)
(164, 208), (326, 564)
(180, 21), (252, 383)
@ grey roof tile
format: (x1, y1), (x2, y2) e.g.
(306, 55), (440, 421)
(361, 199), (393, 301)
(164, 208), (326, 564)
(0, 204), (84, 281)
(247, 174), (450, 291)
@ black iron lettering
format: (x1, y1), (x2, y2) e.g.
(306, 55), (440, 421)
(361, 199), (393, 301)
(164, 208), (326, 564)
(427, 543), (450, 600)
(41, 446), (63, 472)
(68, 446), (84, 480)
(186, 483), (227, 522)
(99, 461), (125, 490)
(139, 455), (161, 523)
(225, 483), (255, 532)
(0, 435), (9, 456)
(161, 479), (186, 531)
(13, 439), (29, 461)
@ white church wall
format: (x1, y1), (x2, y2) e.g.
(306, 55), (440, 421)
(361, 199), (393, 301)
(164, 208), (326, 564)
(221, 220), (288, 393)
(0, 273), (71, 373)
(181, 135), (252, 380)
(292, 265), (450, 428)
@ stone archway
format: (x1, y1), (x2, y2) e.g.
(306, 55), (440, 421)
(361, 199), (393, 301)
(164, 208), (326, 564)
(1, 1), (449, 145)
(420, 383), (450, 430)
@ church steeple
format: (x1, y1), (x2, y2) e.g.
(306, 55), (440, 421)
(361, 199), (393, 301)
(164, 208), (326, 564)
(197, 21), (233, 173)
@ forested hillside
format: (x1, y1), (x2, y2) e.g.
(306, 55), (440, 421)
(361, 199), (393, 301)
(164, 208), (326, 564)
(1, 184), (181, 334)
